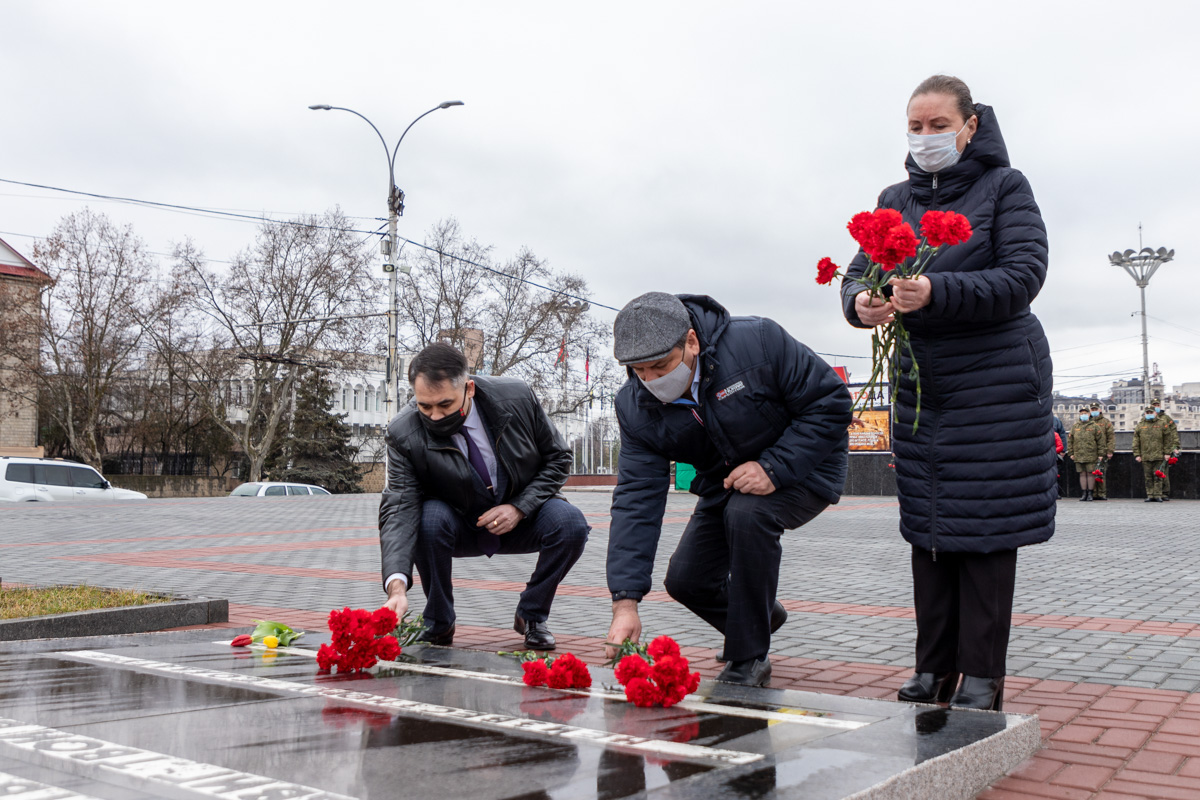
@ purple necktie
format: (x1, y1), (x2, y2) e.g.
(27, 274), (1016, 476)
(462, 428), (500, 556)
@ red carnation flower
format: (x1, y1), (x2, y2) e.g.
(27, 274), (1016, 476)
(615, 655), (652, 685)
(624, 677), (663, 708)
(1168, 456), (1179, 465)
(370, 607), (398, 635)
(522, 660), (550, 687)
(847, 211), (880, 252)
(316, 643), (338, 672)
(230, 634), (253, 647)
(554, 653), (592, 689)
(920, 210), (973, 248)
(1155, 470), (1167, 479)
(648, 636), (682, 661)
(816, 257), (841, 285)
(874, 223), (919, 269)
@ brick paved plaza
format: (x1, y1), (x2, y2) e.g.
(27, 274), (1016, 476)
(4, 491), (1200, 798)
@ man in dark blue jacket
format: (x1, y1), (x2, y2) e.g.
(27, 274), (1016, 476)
(605, 293), (851, 686)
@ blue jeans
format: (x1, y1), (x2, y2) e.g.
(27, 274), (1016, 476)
(414, 497), (589, 631)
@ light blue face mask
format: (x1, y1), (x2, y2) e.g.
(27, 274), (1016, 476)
(1090, 411), (1100, 418)
(1079, 415), (1089, 422)
(907, 120), (970, 173)
(1146, 414), (1157, 421)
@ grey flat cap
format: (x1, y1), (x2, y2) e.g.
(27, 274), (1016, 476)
(613, 292), (691, 365)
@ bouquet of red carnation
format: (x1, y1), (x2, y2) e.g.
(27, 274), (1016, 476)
(1091, 469), (1105, 483)
(518, 652), (592, 690)
(316, 607), (401, 674)
(816, 209), (973, 431)
(1168, 456), (1179, 466)
(614, 636), (701, 708)
(1155, 469), (1167, 480)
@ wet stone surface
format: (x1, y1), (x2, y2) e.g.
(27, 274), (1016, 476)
(0, 631), (1035, 799)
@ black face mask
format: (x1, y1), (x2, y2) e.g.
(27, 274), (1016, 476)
(420, 387), (469, 437)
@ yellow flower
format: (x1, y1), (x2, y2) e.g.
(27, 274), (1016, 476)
(263, 636), (279, 649)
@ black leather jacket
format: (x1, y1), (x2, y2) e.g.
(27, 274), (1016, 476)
(378, 375), (571, 588)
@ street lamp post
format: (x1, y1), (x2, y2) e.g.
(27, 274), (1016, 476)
(1109, 245), (1174, 406)
(309, 101), (464, 412)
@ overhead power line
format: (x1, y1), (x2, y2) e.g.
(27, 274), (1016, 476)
(0, 176), (621, 312)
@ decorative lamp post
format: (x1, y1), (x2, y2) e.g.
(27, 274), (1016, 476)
(1109, 245), (1174, 406)
(309, 101), (464, 411)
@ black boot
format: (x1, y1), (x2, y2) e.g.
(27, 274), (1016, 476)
(1079, 490), (1089, 501)
(898, 672), (960, 704)
(949, 676), (1004, 711)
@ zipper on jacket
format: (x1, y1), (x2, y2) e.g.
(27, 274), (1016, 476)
(931, 174), (939, 207)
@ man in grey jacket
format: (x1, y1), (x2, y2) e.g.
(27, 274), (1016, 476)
(379, 343), (589, 650)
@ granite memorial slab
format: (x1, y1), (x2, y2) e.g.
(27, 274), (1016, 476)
(0, 631), (1040, 799)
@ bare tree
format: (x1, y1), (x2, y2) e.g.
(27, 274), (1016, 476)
(170, 209), (376, 482)
(0, 209), (154, 468)
(396, 218), (609, 411)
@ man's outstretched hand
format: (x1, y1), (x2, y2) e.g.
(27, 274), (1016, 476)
(384, 578), (409, 618)
(605, 599), (642, 659)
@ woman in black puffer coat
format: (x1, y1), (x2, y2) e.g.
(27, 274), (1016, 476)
(840, 75), (1056, 711)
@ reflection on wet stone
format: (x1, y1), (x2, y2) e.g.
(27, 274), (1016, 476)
(0, 633), (1040, 800)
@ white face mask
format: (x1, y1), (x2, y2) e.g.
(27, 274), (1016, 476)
(640, 359), (693, 404)
(907, 120), (970, 174)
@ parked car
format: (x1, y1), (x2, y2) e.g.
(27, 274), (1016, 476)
(0, 456), (149, 502)
(229, 482), (332, 497)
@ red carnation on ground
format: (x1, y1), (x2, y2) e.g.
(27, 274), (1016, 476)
(648, 636), (682, 660)
(816, 257), (841, 285)
(919, 210), (973, 248)
(520, 652), (592, 690)
(615, 655), (652, 685)
(614, 636), (700, 709)
(317, 606), (402, 674)
(522, 660), (551, 687)
(624, 677), (663, 708)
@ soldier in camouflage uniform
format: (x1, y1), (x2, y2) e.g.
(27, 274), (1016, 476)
(1151, 399), (1181, 500)
(1134, 406), (1170, 502)
(1089, 402), (1115, 501)
(1067, 408), (1104, 501)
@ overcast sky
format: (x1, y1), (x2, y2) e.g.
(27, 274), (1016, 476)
(3, 1), (1198, 398)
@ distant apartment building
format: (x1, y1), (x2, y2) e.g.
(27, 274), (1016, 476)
(1054, 376), (1200, 435)
(0, 236), (51, 457)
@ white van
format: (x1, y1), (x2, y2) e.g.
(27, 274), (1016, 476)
(0, 457), (149, 502)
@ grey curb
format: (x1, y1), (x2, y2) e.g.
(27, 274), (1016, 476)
(0, 595), (228, 641)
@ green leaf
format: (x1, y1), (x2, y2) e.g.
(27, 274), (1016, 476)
(250, 619), (303, 646)
(391, 612), (427, 648)
(602, 637), (650, 668)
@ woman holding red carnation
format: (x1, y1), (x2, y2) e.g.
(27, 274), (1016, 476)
(839, 75), (1056, 711)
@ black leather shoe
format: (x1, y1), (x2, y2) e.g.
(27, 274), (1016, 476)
(1094, 496), (1107, 501)
(897, 671), (960, 704)
(716, 656), (771, 687)
(1162, 496), (1171, 502)
(514, 614), (556, 650)
(1145, 497), (1156, 503)
(414, 624), (455, 646)
(949, 675), (1005, 711)
(716, 601), (789, 663)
